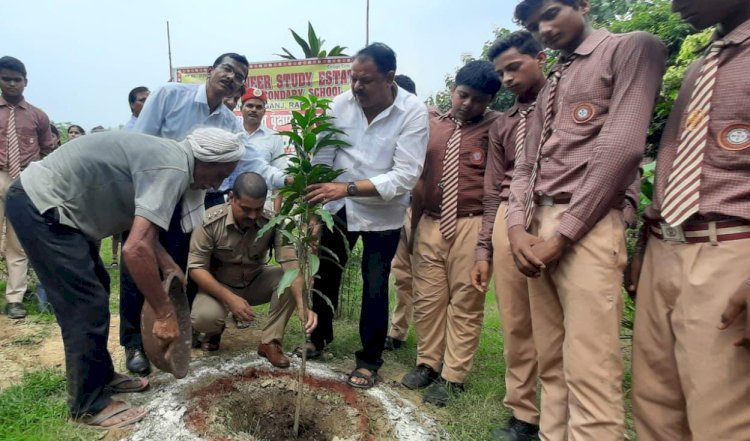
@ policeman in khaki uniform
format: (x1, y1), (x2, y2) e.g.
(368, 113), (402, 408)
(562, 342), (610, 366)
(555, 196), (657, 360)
(189, 172), (317, 368)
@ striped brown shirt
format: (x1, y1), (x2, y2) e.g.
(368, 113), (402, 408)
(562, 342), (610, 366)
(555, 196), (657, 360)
(507, 29), (666, 241)
(0, 97), (54, 170)
(411, 109), (500, 227)
(476, 100), (535, 261)
(649, 20), (750, 222)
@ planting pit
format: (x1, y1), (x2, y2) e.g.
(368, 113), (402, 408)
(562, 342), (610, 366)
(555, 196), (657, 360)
(123, 355), (446, 441)
(185, 368), (378, 440)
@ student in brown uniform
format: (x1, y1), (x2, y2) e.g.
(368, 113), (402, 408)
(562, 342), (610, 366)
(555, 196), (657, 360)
(401, 60), (501, 406)
(629, 1), (750, 439)
(508, 1), (666, 439)
(470, 31), (547, 441)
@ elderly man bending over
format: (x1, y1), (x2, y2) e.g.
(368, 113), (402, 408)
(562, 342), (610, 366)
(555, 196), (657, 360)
(5, 128), (242, 429)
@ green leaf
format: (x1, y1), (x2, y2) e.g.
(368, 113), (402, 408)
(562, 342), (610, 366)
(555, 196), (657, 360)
(315, 207), (334, 231)
(309, 254), (320, 276)
(276, 268), (300, 297)
(307, 22), (321, 58)
(292, 111), (309, 130)
(303, 133), (317, 151)
(256, 215), (283, 239)
(311, 288), (335, 312)
(274, 47), (298, 60)
(291, 28), (312, 58)
(317, 245), (340, 263)
(277, 131), (303, 146)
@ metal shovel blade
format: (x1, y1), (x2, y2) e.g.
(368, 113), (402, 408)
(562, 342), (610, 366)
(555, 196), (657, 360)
(141, 273), (192, 379)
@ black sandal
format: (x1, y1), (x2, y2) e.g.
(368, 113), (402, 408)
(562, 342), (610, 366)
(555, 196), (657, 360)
(346, 368), (378, 389)
(292, 343), (322, 359)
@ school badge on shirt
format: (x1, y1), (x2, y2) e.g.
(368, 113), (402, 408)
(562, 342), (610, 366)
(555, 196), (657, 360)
(572, 103), (595, 123)
(718, 123), (750, 151)
(469, 148), (485, 165)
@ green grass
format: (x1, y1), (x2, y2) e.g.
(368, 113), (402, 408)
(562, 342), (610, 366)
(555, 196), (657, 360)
(0, 369), (97, 441)
(0, 238), (636, 441)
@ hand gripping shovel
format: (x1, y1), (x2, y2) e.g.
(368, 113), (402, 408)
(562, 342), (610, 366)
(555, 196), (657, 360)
(141, 273), (192, 379)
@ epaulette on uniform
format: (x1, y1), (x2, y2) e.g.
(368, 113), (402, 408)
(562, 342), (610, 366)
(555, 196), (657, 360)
(203, 203), (229, 226)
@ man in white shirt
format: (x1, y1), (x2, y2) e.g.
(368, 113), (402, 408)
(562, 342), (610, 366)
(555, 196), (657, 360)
(219, 87), (289, 213)
(304, 42), (429, 389)
(123, 86), (149, 130)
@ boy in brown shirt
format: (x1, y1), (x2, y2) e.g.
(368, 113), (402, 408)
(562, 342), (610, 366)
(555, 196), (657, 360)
(471, 31), (547, 441)
(508, 1), (666, 439)
(401, 60), (501, 406)
(629, 1), (750, 439)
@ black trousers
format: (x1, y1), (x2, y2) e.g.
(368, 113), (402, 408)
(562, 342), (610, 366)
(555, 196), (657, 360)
(310, 208), (400, 371)
(119, 203), (194, 349)
(6, 182), (113, 417)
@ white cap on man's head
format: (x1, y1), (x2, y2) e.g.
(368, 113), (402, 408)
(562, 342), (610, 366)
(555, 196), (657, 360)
(186, 128), (244, 163)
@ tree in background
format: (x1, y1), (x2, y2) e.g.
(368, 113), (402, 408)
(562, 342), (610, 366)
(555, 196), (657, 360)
(427, 0), (705, 155)
(275, 22), (349, 60)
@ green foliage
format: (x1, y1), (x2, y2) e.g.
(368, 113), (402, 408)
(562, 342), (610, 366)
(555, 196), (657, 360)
(275, 22), (349, 60)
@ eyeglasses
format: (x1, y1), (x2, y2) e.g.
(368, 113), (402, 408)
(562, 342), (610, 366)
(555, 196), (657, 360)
(217, 63), (247, 84)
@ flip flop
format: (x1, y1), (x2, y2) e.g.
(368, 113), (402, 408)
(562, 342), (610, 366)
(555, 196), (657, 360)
(346, 368), (378, 389)
(106, 373), (149, 394)
(75, 400), (149, 429)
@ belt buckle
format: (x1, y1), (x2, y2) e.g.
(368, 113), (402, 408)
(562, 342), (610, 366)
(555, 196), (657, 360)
(538, 194), (554, 207)
(660, 223), (687, 242)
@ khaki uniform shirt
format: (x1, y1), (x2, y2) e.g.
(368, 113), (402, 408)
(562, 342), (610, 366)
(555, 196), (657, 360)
(187, 202), (297, 289)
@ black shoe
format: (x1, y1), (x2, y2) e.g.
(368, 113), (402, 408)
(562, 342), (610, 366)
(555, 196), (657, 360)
(5, 302), (26, 319)
(490, 416), (540, 440)
(384, 336), (403, 350)
(125, 347), (151, 376)
(422, 377), (464, 407)
(401, 364), (439, 389)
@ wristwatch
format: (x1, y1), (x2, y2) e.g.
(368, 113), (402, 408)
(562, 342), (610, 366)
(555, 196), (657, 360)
(346, 182), (358, 196)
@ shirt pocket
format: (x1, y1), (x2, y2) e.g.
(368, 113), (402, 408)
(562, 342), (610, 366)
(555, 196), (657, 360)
(369, 134), (396, 170)
(17, 127), (38, 148)
(555, 91), (609, 139)
(704, 119), (750, 171)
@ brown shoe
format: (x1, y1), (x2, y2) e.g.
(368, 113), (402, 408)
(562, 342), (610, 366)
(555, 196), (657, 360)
(258, 340), (290, 368)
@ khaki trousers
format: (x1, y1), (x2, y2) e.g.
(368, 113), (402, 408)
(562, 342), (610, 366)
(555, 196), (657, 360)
(633, 236), (750, 441)
(388, 209), (414, 341)
(493, 203), (539, 424)
(528, 205), (625, 441)
(0, 171), (27, 303)
(413, 215), (486, 383)
(191, 266), (297, 344)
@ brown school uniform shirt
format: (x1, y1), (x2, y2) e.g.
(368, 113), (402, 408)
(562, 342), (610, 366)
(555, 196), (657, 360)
(0, 97), (54, 170)
(188, 203), (297, 289)
(507, 29), (666, 241)
(475, 100), (535, 261)
(411, 109), (501, 227)
(649, 20), (750, 223)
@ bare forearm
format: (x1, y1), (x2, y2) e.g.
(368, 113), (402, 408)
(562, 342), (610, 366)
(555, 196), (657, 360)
(123, 241), (173, 318)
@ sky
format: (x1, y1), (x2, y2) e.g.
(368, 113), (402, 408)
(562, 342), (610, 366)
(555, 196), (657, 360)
(1, 0), (516, 131)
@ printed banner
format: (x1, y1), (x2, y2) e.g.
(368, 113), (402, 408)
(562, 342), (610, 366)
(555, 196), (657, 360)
(175, 57), (353, 131)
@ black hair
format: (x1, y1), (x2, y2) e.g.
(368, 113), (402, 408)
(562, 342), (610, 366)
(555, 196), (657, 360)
(515, 0), (580, 24)
(68, 124), (85, 135)
(394, 75), (416, 95)
(91, 126), (106, 133)
(455, 60), (501, 96)
(487, 31), (544, 62)
(212, 53), (250, 69)
(128, 86), (149, 104)
(355, 43), (397, 74)
(49, 124), (61, 145)
(0, 56), (27, 78)
(231, 172), (267, 199)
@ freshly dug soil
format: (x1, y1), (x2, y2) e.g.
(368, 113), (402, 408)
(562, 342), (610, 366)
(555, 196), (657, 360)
(185, 367), (379, 441)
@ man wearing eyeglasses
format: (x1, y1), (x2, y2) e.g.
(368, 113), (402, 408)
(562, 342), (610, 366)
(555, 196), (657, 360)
(119, 53), (252, 376)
